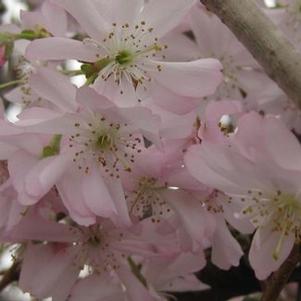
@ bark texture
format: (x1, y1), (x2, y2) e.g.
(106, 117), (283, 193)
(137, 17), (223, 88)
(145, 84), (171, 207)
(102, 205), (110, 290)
(200, 0), (301, 109)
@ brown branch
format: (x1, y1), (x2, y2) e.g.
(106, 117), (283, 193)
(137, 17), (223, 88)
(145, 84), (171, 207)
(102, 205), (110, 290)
(261, 245), (301, 301)
(0, 260), (21, 292)
(0, 161), (8, 185)
(200, 0), (301, 110)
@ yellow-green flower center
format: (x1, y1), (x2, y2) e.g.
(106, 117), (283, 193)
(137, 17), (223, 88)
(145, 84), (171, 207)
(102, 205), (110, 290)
(115, 50), (134, 66)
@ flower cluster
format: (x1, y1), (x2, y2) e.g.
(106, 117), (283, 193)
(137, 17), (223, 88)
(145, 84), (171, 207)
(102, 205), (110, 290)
(0, 0), (300, 300)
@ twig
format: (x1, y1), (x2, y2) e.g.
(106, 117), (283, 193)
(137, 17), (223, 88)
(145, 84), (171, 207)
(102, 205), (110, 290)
(0, 161), (8, 185)
(297, 282), (301, 301)
(200, 0), (301, 110)
(0, 260), (21, 292)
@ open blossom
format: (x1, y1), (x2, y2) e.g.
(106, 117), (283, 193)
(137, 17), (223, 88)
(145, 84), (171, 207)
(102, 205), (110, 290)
(11, 83), (160, 226)
(0, 68), (159, 226)
(4, 211), (179, 301)
(1, 0), (69, 108)
(120, 144), (217, 254)
(187, 5), (260, 101)
(185, 112), (301, 279)
(26, 0), (223, 107)
(1, 0), (301, 297)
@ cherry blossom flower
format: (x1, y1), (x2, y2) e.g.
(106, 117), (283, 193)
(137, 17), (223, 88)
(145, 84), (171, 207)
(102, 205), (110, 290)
(12, 84), (160, 226)
(26, 0), (223, 107)
(185, 112), (301, 279)
(120, 145), (217, 254)
(188, 5), (260, 101)
(1, 0), (301, 296)
(0, 0), (69, 108)
(4, 212), (178, 301)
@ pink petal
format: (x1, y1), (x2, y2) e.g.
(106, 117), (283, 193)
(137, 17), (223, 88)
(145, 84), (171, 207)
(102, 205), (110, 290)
(25, 153), (72, 199)
(150, 82), (200, 114)
(19, 244), (79, 301)
(76, 86), (114, 111)
(166, 189), (215, 250)
(117, 266), (160, 301)
(82, 166), (118, 219)
(26, 38), (99, 62)
(152, 59), (223, 98)
(57, 171), (96, 226)
(140, 0), (195, 38)
(162, 252), (206, 280)
(56, 0), (110, 40)
(106, 178), (132, 227)
(184, 144), (240, 194)
(117, 106), (161, 145)
(4, 213), (77, 242)
(91, 0), (144, 26)
(249, 225), (295, 280)
(0, 142), (18, 160)
(211, 218), (243, 270)
(29, 67), (78, 112)
(265, 116), (301, 170)
(8, 151), (39, 206)
(21, 0), (67, 37)
(40, 0), (68, 36)
(69, 275), (124, 301)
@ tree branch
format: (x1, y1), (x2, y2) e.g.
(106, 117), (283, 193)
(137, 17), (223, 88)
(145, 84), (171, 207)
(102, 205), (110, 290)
(0, 161), (8, 185)
(200, 0), (301, 110)
(0, 260), (21, 292)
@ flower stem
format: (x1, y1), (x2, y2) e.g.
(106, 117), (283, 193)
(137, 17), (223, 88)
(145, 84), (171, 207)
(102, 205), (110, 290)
(0, 79), (25, 90)
(62, 69), (84, 76)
